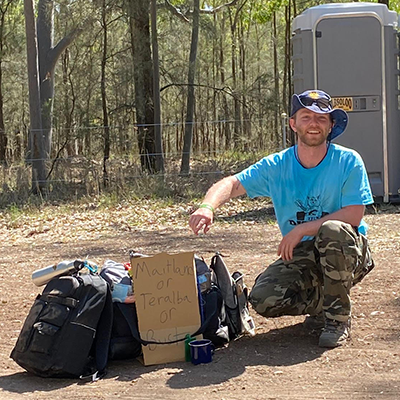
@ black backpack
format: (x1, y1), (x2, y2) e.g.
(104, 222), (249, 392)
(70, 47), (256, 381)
(10, 268), (113, 380)
(99, 260), (142, 360)
(109, 303), (142, 360)
(210, 253), (255, 340)
(195, 255), (230, 346)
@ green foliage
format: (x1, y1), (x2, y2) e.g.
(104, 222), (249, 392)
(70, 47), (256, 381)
(5, 203), (23, 221)
(251, 0), (288, 24)
(96, 191), (120, 208)
(389, 0), (400, 14)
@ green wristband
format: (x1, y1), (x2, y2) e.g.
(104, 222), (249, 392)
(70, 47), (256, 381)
(199, 203), (215, 213)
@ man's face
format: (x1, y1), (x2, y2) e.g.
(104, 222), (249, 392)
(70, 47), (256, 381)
(290, 108), (333, 147)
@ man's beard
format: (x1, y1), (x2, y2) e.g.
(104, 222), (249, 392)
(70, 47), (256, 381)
(297, 130), (329, 147)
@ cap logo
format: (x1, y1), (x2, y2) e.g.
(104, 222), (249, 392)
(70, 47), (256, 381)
(308, 91), (320, 100)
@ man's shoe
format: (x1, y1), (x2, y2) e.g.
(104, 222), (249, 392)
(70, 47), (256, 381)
(318, 318), (351, 348)
(304, 313), (325, 330)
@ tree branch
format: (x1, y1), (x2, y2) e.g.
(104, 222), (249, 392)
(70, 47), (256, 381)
(46, 137), (69, 181)
(160, 82), (231, 93)
(199, 0), (241, 14)
(162, 0), (242, 21)
(48, 27), (83, 71)
(163, 0), (190, 23)
(106, 46), (131, 61)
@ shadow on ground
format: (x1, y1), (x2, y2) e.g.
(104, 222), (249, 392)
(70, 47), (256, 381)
(0, 322), (326, 394)
(164, 322), (326, 389)
(0, 372), (76, 394)
(218, 206), (276, 223)
(101, 322), (325, 389)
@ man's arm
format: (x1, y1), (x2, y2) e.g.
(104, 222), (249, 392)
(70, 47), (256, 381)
(278, 204), (365, 261)
(189, 175), (246, 235)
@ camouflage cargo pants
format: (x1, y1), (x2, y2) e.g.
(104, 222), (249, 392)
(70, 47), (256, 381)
(249, 220), (374, 322)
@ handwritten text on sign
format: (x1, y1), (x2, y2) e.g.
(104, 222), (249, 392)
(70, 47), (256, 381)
(130, 252), (200, 332)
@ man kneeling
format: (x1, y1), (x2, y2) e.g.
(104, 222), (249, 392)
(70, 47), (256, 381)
(189, 89), (375, 348)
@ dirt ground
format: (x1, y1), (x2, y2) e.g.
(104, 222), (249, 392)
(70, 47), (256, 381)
(0, 201), (399, 399)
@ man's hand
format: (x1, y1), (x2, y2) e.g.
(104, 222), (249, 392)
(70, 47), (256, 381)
(277, 205), (365, 261)
(278, 225), (305, 261)
(189, 208), (214, 235)
(188, 176), (246, 236)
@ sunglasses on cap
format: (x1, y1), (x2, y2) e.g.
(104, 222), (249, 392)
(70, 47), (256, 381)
(298, 92), (332, 112)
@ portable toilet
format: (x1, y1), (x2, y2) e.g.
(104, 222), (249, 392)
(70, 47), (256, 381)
(292, 2), (400, 203)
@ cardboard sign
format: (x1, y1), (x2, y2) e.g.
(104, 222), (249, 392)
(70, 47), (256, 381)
(129, 252), (201, 365)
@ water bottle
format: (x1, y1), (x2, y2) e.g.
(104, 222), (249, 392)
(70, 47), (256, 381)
(32, 260), (79, 287)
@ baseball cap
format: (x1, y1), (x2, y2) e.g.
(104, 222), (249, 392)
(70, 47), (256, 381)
(290, 90), (348, 140)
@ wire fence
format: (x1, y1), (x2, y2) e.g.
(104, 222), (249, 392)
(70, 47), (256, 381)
(0, 118), (292, 204)
(5, 117), (291, 161)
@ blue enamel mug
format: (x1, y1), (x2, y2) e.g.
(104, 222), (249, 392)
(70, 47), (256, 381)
(189, 339), (214, 365)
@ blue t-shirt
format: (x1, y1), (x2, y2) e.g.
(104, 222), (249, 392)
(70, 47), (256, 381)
(235, 144), (373, 238)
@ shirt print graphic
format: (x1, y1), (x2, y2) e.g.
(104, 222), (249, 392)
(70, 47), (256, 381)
(289, 195), (329, 225)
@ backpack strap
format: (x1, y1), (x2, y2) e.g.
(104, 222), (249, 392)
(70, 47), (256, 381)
(40, 294), (78, 308)
(210, 253), (237, 309)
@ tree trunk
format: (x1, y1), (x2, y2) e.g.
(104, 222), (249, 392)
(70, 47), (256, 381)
(283, 4), (293, 147)
(272, 12), (280, 147)
(129, 0), (156, 173)
(151, 0), (164, 173)
(101, 0), (110, 187)
(219, 13), (230, 150)
(289, 0), (295, 145)
(282, 5), (289, 115)
(37, 0), (54, 159)
(84, 49), (94, 157)
(0, 48), (6, 165)
(180, 0), (200, 175)
(229, 9), (241, 149)
(255, 23), (263, 147)
(24, 0), (47, 193)
(0, 1), (12, 165)
(239, 17), (249, 151)
(62, 49), (76, 157)
(293, 0), (297, 19)
(37, 0), (82, 159)
(212, 13), (217, 155)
